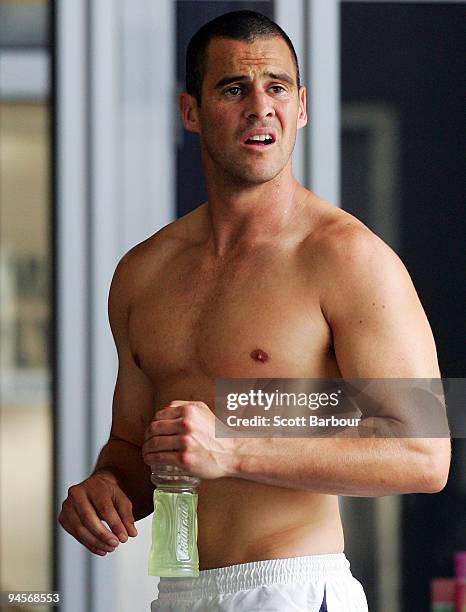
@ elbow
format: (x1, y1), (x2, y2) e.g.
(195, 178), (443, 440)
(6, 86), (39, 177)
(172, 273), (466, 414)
(415, 439), (451, 494)
(421, 466), (449, 494)
(423, 473), (449, 494)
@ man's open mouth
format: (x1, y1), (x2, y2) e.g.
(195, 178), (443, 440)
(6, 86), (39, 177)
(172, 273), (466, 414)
(241, 131), (276, 148)
(244, 135), (274, 146)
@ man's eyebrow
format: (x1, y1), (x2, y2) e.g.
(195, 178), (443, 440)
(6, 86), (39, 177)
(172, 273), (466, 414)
(267, 72), (295, 86)
(214, 75), (249, 89)
(214, 71), (295, 90)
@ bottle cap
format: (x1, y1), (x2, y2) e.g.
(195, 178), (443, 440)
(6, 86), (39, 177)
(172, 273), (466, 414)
(454, 552), (466, 578)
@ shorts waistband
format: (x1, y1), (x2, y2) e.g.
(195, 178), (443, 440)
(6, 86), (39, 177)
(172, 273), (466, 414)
(157, 553), (350, 600)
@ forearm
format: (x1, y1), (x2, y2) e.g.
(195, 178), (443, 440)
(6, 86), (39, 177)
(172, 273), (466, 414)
(92, 436), (154, 521)
(231, 435), (450, 496)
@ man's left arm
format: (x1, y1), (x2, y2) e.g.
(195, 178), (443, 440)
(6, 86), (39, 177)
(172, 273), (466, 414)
(228, 228), (450, 496)
(142, 228), (451, 495)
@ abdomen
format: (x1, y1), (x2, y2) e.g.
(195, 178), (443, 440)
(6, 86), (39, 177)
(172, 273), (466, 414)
(196, 477), (344, 570)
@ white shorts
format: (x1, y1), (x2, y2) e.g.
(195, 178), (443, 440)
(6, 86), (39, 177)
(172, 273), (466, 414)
(151, 553), (368, 611)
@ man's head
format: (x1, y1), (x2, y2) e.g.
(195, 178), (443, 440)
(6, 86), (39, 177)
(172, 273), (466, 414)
(180, 11), (307, 187)
(186, 10), (300, 106)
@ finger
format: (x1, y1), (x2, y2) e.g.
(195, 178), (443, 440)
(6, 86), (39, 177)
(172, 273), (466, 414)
(92, 493), (131, 542)
(146, 434), (186, 453)
(69, 488), (122, 546)
(114, 490), (138, 538)
(62, 502), (119, 553)
(147, 451), (184, 466)
(155, 401), (193, 421)
(147, 418), (185, 437)
(89, 546), (108, 556)
(144, 418), (187, 445)
(142, 436), (185, 466)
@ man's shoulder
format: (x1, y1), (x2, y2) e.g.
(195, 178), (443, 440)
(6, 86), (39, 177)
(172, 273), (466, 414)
(110, 203), (207, 295)
(305, 200), (401, 271)
(130, 203), (206, 256)
(120, 204), (207, 265)
(299, 197), (408, 300)
(300, 200), (414, 329)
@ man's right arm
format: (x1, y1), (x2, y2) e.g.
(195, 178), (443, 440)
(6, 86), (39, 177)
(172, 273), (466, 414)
(58, 251), (157, 555)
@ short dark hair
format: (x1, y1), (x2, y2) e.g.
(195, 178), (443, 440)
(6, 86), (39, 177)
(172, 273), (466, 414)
(186, 10), (301, 105)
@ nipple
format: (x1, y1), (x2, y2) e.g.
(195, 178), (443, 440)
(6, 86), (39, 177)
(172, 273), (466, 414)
(250, 349), (269, 363)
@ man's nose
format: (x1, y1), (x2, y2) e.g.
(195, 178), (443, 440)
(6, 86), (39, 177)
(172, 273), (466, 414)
(243, 90), (275, 120)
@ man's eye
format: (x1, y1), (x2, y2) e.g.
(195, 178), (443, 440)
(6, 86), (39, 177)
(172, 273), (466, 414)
(225, 86), (243, 96)
(270, 85), (286, 93)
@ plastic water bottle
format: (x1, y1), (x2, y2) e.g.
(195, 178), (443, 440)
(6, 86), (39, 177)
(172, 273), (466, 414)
(148, 464), (200, 577)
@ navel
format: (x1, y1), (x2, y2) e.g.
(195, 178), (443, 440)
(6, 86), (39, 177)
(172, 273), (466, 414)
(250, 348), (269, 363)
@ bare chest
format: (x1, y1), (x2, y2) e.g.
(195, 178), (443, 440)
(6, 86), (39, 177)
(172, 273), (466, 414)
(128, 250), (338, 384)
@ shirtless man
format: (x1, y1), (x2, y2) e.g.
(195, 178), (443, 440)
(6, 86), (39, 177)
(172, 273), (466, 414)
(58, 10), (450, 611)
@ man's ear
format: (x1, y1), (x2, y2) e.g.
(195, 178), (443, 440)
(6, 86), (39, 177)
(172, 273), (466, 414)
(179, 92), (201, 134)
(297, 85), (308, 130)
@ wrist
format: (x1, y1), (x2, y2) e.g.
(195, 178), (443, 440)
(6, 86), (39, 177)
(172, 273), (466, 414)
(224, 438), (242, 478)
(92, 466), (122, 486)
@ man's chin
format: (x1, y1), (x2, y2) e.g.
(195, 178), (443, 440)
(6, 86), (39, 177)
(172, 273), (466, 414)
(228, 165), (283, 186)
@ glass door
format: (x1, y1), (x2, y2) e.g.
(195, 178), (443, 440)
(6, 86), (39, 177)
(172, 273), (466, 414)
(0, 2), (53, 610)
(341, 3), (466, 610)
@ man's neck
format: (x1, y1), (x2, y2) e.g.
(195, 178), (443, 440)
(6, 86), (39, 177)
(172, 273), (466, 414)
(203, 167), (306, 257)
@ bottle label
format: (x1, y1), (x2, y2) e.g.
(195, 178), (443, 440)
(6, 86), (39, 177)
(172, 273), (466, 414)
(176, 497), (191, 561)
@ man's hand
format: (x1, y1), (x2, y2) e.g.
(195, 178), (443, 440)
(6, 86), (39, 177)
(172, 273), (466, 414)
(142, 401), (235, 480)
(58, 472), (138, 556)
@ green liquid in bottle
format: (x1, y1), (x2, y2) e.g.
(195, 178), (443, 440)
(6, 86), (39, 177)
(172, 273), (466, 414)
(148, 488), (199, 577)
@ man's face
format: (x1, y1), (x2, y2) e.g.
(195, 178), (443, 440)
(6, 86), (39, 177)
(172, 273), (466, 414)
(183, 36), (307, 186)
